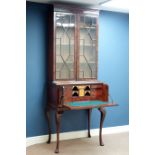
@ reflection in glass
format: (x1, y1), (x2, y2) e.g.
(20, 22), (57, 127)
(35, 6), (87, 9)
(79, 16), (97, 78)
(55, 13), (75, 79)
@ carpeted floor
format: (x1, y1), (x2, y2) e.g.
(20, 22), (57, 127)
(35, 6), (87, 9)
(27, 132), (129, 155)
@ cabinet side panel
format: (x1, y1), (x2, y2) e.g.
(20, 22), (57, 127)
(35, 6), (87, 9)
(102, 84), (109, 101)
(48, 83), (58, 109)
(48, 6), (54, 81)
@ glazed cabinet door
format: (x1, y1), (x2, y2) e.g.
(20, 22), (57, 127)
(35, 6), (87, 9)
(55, 12), (76, 80)
(78, 14), (98, 79)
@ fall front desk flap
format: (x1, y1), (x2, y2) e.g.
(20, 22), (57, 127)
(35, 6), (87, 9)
(64, 100), (118, 110)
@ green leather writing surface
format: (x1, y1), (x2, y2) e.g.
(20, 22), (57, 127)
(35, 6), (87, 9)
(66, 100), (109, 107)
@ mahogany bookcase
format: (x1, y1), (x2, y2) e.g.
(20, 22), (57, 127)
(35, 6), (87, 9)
(45, 4), (117, 153)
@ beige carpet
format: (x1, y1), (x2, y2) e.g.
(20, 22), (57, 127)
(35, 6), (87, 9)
(27, 132), (129, 155)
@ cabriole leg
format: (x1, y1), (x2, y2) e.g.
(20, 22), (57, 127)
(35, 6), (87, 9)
(88, 109), (92, 138)
(98, 107), (106, 146)
(55, 111), (63, 153)
(45, 108), (52, 144)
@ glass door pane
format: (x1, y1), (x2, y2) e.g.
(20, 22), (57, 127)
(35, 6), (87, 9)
(55, 13), (75, 80)
(79, 15), (97, 79)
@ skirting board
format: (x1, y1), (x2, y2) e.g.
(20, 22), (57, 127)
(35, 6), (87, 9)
(26, 125), (129, 147)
